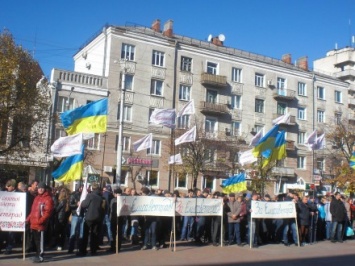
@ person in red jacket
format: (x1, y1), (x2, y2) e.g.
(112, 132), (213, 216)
(26, 182), (54, 263)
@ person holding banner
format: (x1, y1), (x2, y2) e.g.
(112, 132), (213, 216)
(26, 182), (54, 263)
(141, 187), (159, 251)
(3, 179), (18, 255)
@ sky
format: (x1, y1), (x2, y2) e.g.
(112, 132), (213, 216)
(1, 0), (355, 78)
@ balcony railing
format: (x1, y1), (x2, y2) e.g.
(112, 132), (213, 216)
(273, 89), (296, 100)
(271, 167), (295, 177)
(53, 69), (106, 88)
(200, 73), (228, 87)
(200, 101), (229, 115)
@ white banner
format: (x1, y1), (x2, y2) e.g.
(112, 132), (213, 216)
(149, 108), (176, 128)
(175, 126), (196, 146)
(239, 149), (257, 166)
(133, 133), (152, 152)
(51, 133), (83, 158)
(251, 200), (296, 219)
(0, 192), (26, 232)
(177, 100), (195, 117)
(116, 196), (223, 217)
(168, 153), (183, 165)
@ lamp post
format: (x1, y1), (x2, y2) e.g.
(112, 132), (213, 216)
(116, 63), (127, 187)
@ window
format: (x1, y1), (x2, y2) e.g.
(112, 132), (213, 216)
(176, 173), (187, 188)
(86, 133), (100, 150)
(179, 85), (191, 101)
(177, 115), (190, 129)
(316, 158), (324, 171)
(11, 115), (31, 148)
(55, 128), (66, 140)
(255, 73), (264, 87)
(205, 118), (217, 133)
(124, 74), (133, 91)
(277, 102), (287, 115)
(297, 156), (305, 169)
(255, 99), (264, 113)
(57, 96), (74, 112)
(206, 90), (218, 103)
(298, 82), (306, 96)
(335, 91), (342, 103)
(146, 170), (158, 187)
(203, 176), (214, 191)
(207, 62), (218, 74)
(298, 132), (306, 144)
(232, 122), (241, 136)
(0, 117), (8, 145)
(117, 104), (132, 122)
(317, 86), (325, 100)
(150, 79), (163, 96)
(254, 125), (264, 135)
(232, 67), (242, 82)
(121, 43), (135, 61)
(181, 56), (192, 72)
(115, 135), (131, 152)
(334, 113), (342, 125)
(277, 77), (286, 89)
(152, 50), (164, 67)
(231, 95), (241, 109)
(147, 139), (160, 155)
(204, 149), (215, 163)
(298, 107), (306, 120)
(317, 110), (325, 123)
(148, 108), (154, 123)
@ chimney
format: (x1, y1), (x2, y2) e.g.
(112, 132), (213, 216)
(297, 56), (308, 71)
(163, 20), (174, 37)
(212, 36), (223, 46)
(282, 54), (292, 64)
(151, 19), (161, 32)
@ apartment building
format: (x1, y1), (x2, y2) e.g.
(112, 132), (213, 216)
(50, 19), (350, 194)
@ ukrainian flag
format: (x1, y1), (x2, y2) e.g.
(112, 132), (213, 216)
(52, 145), (84, 183)
(350, 152), (355, 169)
(221, 172), (247, 194)
(252, 124), (279, 159)
(61, 98), (108, 135)
(262, 130), (286, 168)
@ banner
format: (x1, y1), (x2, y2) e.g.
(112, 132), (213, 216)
(251, 200), (296, 219)
(168, 153), (183, 165)
(116, 196), (223, 217)
(175, 126), (196, 146)
(149, 108), (176, 128)
(0, 192), (26, 232)
(133, 133), (153, 152)
(51, 133), (83, 158)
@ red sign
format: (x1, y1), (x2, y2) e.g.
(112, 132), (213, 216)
(127, 157), (152, 166)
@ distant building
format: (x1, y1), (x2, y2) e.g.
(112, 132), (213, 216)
(50, 19), (351, 194)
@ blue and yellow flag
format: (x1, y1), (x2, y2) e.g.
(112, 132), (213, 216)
(350, 152), (355, 169)
(52, 145), (84, 183)
(61, 98), (108, 135)
(222, 172), (247, 194)
(262, 130), (286, 168)
(252, 124), (279, 159)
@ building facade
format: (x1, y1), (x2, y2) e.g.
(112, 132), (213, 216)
(50, 19), (351, 194)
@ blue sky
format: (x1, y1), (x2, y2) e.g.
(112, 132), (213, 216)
(2, 0), (355, 78)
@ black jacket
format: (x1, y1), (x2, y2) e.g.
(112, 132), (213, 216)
(81, 190), (104, 223)
(330, 198), (347, 222)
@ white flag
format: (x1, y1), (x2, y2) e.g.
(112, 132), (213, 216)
(313, 133), (325, 150)
(76, 178), (88, 215)
(149, 108), (176, 128)
(249, 130), (263, 147)
(175, 126), (196, 146)
(50, 133), (83, 158)
(168, 153), (183, 165)
(177, 100), (195, 117)
(272, 113), (291, 125)
(305, 130), (317, 150)
(239, 149), (258, 166)
(133, 133), (153, 152)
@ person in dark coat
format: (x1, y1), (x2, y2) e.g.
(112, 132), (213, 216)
(297, 196), (312, 245)
(330, 192), (347, 243)
(77, 183), (104, 256)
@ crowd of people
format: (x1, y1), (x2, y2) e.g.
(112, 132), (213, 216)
(1, 178), (355, 263)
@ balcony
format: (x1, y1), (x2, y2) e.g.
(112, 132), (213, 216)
(273, 89), (296, 101)
(200, 73), (228, 88)
(272, 114), (296, 125)
(53, 69), (107, 89)
(286, 140), (295, 150)
(200, 101), (230, 115)
(271, 167), (295, 177)
(334, 69), (355, 80)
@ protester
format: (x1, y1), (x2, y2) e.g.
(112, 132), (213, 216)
(53, 187), (71, 251)
(68, 185), (84, 254)
(3, 179), (18, 254)
(26, 182), (54, 263)
(226, 193), (243, 246)
(330, 192), (347, 243)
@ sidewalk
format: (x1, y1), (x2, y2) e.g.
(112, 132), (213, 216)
(1, 240), (355, 265)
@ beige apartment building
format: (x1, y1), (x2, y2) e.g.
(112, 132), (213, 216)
(49, 19), (352, 195)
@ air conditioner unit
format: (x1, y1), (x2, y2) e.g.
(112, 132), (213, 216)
(267, 80), (273, 86)
(225, 128), (231, 136)
(104, 166), (113, 172)
(136, 173), (144, 182)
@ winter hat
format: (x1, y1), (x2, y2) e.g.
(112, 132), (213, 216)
(37, 182), (46, 189)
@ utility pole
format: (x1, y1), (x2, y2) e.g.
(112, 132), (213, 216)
(116, 62), (126, 186)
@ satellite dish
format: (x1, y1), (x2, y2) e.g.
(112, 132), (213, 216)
(207, 34), (212, 42)
(218, 34), (226, 42)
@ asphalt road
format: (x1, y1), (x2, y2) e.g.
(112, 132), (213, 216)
(1, 239), (355, 266)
